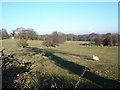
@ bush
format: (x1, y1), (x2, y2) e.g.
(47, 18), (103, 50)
(17, 39), (28, 48)
(43, 41), (50, 47)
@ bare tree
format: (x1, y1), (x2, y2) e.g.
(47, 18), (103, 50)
(43, 31), (66, 48)
(94, 36), (102, 46)
(0, 28), (9, 39)
(16, 28), (38, 40)
(102, 33), (112, 46)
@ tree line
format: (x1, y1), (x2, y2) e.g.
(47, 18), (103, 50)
(65, 33), (119, 46)
(0, 28), (119, 47)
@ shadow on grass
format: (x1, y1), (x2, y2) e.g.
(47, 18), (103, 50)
(45, 49), (94, 61)
(43, 49), (120, 88)
(27, 46), (43, 54)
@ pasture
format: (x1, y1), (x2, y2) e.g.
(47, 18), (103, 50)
(2, 39), (120, 89)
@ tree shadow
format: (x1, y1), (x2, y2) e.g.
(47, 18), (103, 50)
(43, 50), (120, 88)
(27, 47), (43, 55)
(27, 47), (94, 61)
(45, 49), (95, 61)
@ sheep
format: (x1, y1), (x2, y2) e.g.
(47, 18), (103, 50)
(93, 55), (99, 61)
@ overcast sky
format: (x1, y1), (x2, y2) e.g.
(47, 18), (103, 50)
(1, 2), (118, 34)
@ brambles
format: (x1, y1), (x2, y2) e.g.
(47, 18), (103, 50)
(2, 51), (36, 89)
(14, 74), (26, 89)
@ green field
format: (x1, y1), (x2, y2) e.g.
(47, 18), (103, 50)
(2, 39), (120, 89)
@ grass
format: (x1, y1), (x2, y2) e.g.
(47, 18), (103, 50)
(2, 39), (120, 89)
(56, 43), (118, 79)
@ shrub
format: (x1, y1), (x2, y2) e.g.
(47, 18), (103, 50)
(17, 39), (28, 48)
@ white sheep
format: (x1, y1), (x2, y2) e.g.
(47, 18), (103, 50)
(93, 55), (99, 61)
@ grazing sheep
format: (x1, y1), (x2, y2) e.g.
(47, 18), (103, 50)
(93, 55), (99, 61)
